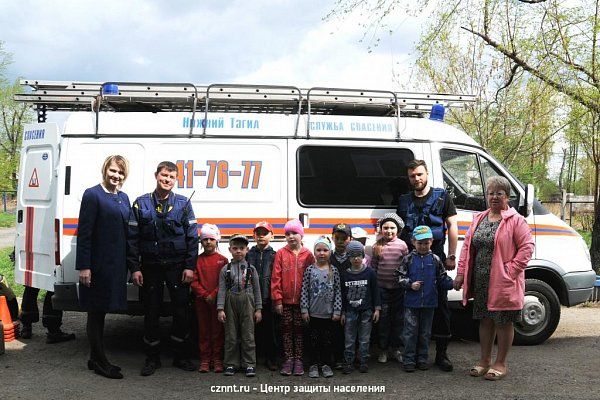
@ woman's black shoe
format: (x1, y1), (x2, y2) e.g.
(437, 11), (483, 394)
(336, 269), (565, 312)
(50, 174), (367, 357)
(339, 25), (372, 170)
(88, 359), (121, 372)
(90, 360), (123, 379)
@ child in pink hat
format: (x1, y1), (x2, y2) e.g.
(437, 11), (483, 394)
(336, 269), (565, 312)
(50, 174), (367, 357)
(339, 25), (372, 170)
(271, 219), (315, 376)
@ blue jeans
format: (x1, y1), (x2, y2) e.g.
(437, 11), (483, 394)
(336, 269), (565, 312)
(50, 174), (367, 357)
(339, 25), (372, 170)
(378, 287), (404, 350)
(403, 307), (435, 366)
(344, 309), (373, 364)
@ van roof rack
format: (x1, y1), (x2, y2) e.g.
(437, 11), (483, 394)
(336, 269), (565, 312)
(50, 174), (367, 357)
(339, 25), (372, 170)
(15, 80), (476, 118)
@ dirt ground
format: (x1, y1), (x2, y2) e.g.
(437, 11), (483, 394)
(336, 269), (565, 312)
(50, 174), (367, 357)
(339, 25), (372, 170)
(1, 305), (600, 400)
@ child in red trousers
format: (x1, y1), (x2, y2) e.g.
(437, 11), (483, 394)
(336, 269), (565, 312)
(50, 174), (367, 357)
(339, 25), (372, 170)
(191, 223), (228, 373)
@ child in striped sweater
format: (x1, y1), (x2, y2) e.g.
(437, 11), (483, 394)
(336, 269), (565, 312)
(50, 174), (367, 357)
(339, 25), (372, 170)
(371, 213), (408, 364)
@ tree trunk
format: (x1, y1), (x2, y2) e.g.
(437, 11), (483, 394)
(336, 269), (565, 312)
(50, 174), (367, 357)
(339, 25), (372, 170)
(592, 201), (600, 273)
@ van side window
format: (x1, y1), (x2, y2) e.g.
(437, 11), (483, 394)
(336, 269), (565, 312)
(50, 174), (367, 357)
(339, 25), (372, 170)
(441, 149), (518, 211)
(440, 149), (486, 211)
(298, 146), (414, 207)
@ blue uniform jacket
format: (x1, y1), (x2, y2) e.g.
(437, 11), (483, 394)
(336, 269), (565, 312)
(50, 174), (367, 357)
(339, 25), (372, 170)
(127, 191), (198, 272)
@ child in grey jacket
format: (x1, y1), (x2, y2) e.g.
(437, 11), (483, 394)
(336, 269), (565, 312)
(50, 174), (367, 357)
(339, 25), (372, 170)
(300, 236), (342, 378)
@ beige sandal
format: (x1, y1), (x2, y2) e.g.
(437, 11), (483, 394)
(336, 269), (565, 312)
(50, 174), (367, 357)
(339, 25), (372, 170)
(469, 365), (490, 377)
(484, 367), (508, 381)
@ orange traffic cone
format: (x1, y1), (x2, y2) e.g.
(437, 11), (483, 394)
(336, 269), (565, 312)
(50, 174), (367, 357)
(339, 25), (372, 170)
(0, 295), (15, 342)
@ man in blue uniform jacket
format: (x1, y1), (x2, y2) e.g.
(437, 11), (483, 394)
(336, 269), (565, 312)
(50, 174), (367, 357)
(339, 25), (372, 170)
(128, 161), (199, 376)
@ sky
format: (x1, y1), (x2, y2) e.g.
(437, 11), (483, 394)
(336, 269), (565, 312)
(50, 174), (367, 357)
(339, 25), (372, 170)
(0, 0), (423, 90)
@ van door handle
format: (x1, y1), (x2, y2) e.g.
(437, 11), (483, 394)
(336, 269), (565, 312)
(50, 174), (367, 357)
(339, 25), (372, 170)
(17, 209), (23, 223)
(299, 213), (310, 228)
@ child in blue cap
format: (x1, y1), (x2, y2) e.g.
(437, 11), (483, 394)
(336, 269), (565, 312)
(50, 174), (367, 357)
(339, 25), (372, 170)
(396, 225), (453, 372)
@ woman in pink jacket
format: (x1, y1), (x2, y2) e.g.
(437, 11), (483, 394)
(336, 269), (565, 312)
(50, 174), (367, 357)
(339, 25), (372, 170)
(454, 176), (534, 381)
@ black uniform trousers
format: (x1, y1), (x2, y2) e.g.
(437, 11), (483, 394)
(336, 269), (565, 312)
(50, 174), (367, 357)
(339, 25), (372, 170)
(141, 262), (190, 357)
(432, 247), (451, 339)
(20, 287), (62, 332)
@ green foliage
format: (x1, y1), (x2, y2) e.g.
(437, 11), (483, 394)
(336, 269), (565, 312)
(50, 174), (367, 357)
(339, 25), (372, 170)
(578, 230), (592, 249)
(0, 79), (31, 190)
(0, 212), (15, 228)
(413, 8), (558, 197)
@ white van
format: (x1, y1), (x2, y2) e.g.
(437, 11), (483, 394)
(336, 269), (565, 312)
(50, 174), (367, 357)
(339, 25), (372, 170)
(13, 81), (595, 345)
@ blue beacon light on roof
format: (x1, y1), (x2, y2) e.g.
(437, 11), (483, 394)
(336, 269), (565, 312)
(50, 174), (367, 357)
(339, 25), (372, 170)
(102, 83), (119, 95)
(430, 104), (445, 121)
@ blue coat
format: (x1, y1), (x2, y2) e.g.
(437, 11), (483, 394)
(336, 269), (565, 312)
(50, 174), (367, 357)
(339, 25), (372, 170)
(397, 250), (453, 308)
(76, 184), (131, 312)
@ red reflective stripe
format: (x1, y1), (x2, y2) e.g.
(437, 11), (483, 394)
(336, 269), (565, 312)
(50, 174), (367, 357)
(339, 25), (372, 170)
(25, 207), (34, 286)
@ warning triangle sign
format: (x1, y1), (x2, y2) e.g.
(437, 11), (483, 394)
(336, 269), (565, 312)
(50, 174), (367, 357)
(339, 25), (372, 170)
(28, 168), (39, 188)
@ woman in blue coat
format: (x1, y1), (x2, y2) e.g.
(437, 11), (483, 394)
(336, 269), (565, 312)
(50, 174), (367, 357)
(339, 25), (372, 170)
(76, 155), (131, 379)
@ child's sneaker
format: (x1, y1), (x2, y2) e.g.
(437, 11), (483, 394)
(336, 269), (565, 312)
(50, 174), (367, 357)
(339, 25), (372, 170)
(321, 365), (334, 378)
(224, 366), (235, 376)
(280, 359), (293, 376)
(343, 364), (353, 374)
(377, 351), (388, 363)
(359, 363), (369, 373)
(213, 360), (224, 373)
(293, 359), (304, 376)
(198, 362), (210, 373)
(245, 366), (256, 377)
(394, 349), (403, 363)
(308, 364), (319, 378)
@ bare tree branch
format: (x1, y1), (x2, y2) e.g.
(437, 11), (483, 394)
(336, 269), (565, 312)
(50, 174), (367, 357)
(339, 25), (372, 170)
(461, 25), (600, 113)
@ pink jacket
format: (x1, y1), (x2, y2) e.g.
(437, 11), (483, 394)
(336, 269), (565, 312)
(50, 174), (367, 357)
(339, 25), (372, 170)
(457, 207), (534, 311)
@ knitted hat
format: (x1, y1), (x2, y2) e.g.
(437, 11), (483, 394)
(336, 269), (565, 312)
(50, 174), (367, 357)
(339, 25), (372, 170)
(284, 219), (304, 237)
(200, 223), (221, 241)
(314, 235), (332, 250)
(413, 225), (433, 241)
(346, 240), (365, 258)
(377, 212), (405, 231)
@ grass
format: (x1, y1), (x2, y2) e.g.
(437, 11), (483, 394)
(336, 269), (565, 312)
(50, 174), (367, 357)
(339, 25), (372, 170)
(0, 212), (16, 228)
(0, 246), (45, 300)
(0, 246), (23, 298)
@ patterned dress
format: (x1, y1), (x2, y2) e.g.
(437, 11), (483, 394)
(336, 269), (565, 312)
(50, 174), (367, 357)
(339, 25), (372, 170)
(471, 216), (522, 324)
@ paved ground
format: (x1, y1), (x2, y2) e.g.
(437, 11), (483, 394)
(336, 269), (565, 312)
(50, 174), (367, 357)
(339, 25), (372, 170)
(1, 305), (599, 400)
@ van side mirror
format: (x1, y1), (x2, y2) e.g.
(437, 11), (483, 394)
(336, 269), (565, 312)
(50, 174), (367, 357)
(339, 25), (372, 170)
(520, 184), (534, 217)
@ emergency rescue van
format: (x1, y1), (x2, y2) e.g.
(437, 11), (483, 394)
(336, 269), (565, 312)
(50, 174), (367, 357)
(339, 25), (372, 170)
(13, 80), (595, 345)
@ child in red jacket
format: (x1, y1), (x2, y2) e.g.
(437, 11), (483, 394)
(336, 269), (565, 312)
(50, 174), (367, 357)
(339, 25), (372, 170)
(191, 223), (228, 373)
(271, 219), (316, 376)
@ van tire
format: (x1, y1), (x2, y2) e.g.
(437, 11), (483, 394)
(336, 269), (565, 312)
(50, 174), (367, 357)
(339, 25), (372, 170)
(513, 278), (561, 346)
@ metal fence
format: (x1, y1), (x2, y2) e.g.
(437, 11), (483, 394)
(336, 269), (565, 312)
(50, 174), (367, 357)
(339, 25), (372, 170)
(1, 191), (16, 214)
(540, 200), (595, 230)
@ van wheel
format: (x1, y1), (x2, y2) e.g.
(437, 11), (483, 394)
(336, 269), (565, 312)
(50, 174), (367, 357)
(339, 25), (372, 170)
(513, 278), (561, 346)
